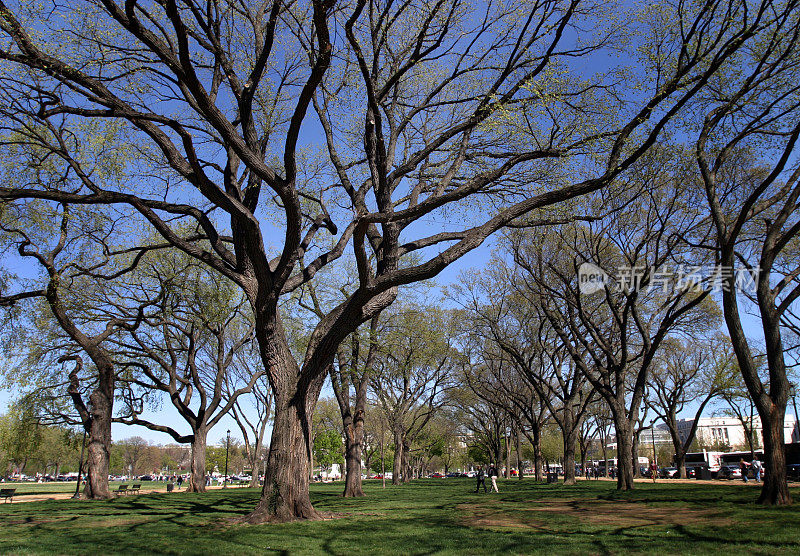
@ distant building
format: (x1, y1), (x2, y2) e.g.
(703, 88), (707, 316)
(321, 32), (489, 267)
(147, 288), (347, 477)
(675, 415), (798, 448)
(606, 426), (671, 449)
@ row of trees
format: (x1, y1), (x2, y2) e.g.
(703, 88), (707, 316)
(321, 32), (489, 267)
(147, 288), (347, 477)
(0, 414), (256, 479)
(0, 0), (797, 521)
(0, 407), (82, 478)
(309, 287), (784, 490)
(0, 275), (790, 503)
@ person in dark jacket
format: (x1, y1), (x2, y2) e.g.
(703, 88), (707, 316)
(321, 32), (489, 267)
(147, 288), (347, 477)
(475, 466), (487, 493)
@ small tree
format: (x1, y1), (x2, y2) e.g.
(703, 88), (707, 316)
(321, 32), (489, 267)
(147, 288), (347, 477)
(648, 336), (727, 477)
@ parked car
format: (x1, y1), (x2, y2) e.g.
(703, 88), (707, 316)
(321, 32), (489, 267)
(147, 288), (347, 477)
(429, 473), (444, 478)
(659, 467), (678, 479)
(717, 465), (742, 480)
(787, 464), (800, 481)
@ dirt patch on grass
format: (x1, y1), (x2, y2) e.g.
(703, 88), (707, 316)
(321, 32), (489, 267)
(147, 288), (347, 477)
(462, 507), (551, 531)
(88, 516), (153, 528)
(459, 499), (717, 530)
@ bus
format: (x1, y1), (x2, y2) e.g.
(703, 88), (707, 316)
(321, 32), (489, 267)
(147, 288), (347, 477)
(719, 450), (763, 466)
(682, 450), (724, 474)
(592, 457), (650, 474)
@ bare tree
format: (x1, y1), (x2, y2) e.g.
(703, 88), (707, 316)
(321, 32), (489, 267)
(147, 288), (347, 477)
(371, 307), (455, 484)
(0, 204), (152, 499)
(716, 352), (767, 456)
(460, 352), (550, 482)
(512, 160), (718, 490)
(331, 316), (379, 497)
(693, 1), (800, 502)
(453, 262), (596, 485)
(648, 336), (727, 477)
(113, 258), (262, 492)
(117, 436), (151, 477)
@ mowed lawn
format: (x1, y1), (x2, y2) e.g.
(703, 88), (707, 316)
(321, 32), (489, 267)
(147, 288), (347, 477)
(1, 479), (798, 555)
(0, 481), (169, 497)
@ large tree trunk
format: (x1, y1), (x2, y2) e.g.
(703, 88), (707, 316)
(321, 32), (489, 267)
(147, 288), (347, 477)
(759, 405), (792, 505)
(401, 439), (412, 484)
(612, 415), (635, 490)
(83, 386), (112, 499)
(244, 390), (321, 523)
(249, 434), (265, 489)
(186, 429), (207, 493)
(342, 411), (365, 497)
(562, 427), (578, 486)
(529, 426), (544, 481)
(675, 453), (687, 479)
(249, 458), (261, 488)
(560, 410), (581, 486)
(392, 429), (403, 485)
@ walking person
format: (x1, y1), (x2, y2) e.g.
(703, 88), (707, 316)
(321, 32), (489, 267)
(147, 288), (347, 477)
(475, 466), (487, 493)
(489, 463), (499, 493)
(739, 459), (749, 483)
(650, 461), (658, 483)
(752, 459), (763, 482)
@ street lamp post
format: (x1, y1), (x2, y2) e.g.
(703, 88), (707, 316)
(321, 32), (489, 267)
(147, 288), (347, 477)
(72, 429), (87, 499)
(224, 429), (230, 489)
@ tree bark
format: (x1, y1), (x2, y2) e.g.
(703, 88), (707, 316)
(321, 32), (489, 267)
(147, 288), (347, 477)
(244, 390), (321, 523)
(392, 429), (403, 485)
(83, 380), (113, 499)
(186, 429), (207, 493)
(612, 415), (635, 490)
(675, 454), (687, 479)
(250, 457), (262, 488)
(528, 426), (544, 481)
(401, 439), (412, 484)
(759, 405), (792, 505)
(342, 411), (365, 497)
(562, 426), (578, 486)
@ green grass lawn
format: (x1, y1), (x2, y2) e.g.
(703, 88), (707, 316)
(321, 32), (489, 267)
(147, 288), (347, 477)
(0, 481), (168, 497)
(1, 479), (797, 555)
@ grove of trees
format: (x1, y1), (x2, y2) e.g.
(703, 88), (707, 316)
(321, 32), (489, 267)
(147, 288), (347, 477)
(0, 0), (797, 522)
